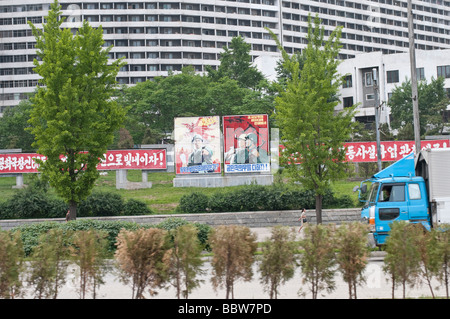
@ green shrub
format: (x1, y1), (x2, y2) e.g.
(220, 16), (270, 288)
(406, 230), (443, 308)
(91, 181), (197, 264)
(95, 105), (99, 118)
(178, 192), (209, 214)
(11, 218), (212, 256)
(178, 184), (354, 214)
(155, 217), (212, 250)
(61, 219), (140, 254)
(78, 192), (124, 217)
(0, 188), (67, 220)
(11, 221), (62, 256)
(208, 191), (241, 213)
(12, 219), (140, 256)
(123, 198), (154, 216)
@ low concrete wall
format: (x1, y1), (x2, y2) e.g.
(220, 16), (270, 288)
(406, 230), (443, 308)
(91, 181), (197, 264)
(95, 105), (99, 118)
(0, 208), (361, 231)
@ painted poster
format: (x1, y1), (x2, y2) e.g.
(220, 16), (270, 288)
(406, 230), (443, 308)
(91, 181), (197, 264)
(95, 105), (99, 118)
(174, 116), (221, 174)
(223, 114), (270, 173)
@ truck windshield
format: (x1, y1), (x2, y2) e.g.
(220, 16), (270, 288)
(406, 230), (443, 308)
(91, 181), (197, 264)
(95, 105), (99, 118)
(367, 182), (379, 204)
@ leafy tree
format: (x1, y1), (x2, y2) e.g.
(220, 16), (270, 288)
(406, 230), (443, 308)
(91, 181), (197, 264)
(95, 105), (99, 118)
(28, 0), (126, 220)
(0, 100), (35, 151)
(115, 228), (171, 299)
(274, 51), (306, 91)
(259, 226), (298, 299)
(27, 228), (71, 299)
(383, 221), (421, 299)
(168, 224), (205, 299)
(414, 226), (441, 299)
(203, 77), (245, 117)
(0, 231), (25, 299)
(118, 66), (209, 141)
(435, 225), (450, 299)
(270, 15), (356, 224)
(209, 225), (257, 299)
(70, 229), (109, 299)
(207, 36), (265, 90)
(335, 222), (370, 299)
(298, 224), (336, 299)
(388, 76), (449, 138)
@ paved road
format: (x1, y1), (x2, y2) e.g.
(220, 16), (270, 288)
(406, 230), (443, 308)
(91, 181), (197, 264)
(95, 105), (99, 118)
(25, 227), (443, 300)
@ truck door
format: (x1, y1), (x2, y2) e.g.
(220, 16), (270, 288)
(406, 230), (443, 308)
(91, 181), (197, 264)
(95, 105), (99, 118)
(375, 183), (407, 244)
(407, 182), (431, 230)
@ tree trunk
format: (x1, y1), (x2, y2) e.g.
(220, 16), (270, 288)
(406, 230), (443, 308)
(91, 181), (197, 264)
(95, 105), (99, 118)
(315, 193), (323, 224)
(68, 201), (77, 221)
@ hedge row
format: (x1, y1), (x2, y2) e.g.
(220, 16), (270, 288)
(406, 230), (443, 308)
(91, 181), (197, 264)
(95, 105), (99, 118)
(10, 217), (212, 256)
(0, 187), (153, 220)
(177, 184), (354, 214)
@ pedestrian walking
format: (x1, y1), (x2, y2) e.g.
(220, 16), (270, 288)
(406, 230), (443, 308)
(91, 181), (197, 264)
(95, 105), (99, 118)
(298, 208), (307, 232)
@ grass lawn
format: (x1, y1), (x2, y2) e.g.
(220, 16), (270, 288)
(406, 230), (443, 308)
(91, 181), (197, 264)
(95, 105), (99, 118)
(0, 170), (362, 215)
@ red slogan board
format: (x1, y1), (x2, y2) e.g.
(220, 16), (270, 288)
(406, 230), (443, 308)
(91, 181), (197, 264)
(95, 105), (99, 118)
(0, 149), (166, 174)
(344, 140), (449, 162)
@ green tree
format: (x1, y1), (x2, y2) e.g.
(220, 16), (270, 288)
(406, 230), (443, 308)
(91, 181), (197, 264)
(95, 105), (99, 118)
(270, 15), (356, 224)
(259, 226), (298, 299)
(168, 224), (205, 299)
(0, 231), (25, 299)
(209, 225), (257, 299)
(414, 226), (441, 299)
(298, 224), (336, 299)
(435, 225), (450, 299)
(115, 228), (171, 299)
(70, 229), (109, 299)
(118, 66), (209, 141)
(27, 228), (71, 299)
(335, 222), (370, 299)
(207, 36), (265, 90)
(0, 100), (35, 151)
(388, 77), (449, 138)
(383, 221), (421, 299)
(28, 0), (126, 220)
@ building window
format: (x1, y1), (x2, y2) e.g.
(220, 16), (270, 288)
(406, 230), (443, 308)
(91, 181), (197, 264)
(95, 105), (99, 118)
(366, 94), (375, 100)
(364, 72), (373, 87)
(437, 65), (450, 79)
(417, 67), (425, 81)
(343, 75), (352, 88)
(343, 96), (353, 108)
(386, 70), (399, 83)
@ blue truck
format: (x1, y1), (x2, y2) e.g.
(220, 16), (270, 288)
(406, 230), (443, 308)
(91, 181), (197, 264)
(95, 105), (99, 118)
(355, 148), (450, 246)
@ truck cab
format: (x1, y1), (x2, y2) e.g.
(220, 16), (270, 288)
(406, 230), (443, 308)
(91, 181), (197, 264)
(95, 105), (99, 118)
(357, 152), (431, 246)
(361, 176), (431, 245)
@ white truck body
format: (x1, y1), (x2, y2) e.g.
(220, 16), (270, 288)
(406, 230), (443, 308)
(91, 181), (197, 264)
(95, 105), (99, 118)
(416, 148), (450, 226)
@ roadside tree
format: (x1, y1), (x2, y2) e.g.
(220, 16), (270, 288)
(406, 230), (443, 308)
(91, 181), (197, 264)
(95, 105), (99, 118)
(259, 226), (298, 299)
(115, 228), (171, 299)
(298, 224), (336, 299)
(209, 225), (257, 299)
(335, 222), (370, 299)
(269, 15), (357, 224)
(28, 0), (126, 220)
(167, 224), (205, 299)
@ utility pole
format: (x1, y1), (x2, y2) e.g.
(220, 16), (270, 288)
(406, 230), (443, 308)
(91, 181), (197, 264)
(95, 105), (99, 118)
(373, 68), (382, 171)
(407, 0), (421, 155)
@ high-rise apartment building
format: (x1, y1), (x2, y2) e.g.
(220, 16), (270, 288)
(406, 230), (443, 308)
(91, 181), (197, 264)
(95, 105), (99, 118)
(1, 0), (450, 114)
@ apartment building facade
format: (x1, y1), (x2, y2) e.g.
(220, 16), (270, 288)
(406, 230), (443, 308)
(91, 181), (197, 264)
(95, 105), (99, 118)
(336, 49), (450, 126)
(1, 0), (450, 114)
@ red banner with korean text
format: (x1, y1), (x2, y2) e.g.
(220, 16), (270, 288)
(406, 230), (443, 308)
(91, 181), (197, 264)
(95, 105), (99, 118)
(0, 149), (166, 174)
(344, 140), (449, 162)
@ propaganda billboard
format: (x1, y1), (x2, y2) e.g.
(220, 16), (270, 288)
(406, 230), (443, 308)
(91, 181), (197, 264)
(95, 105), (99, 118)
(0, 149), (167, 174)
(344, 139), (449, 162)
(223, 114), (270, 173)
(174, 116), (221, 174)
